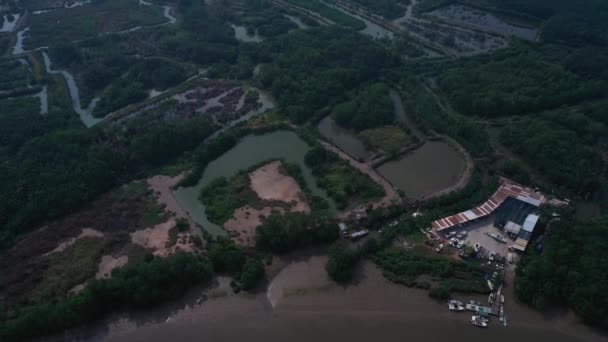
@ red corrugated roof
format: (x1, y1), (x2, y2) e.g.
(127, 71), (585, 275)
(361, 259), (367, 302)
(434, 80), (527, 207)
(431, 179), (544, 231)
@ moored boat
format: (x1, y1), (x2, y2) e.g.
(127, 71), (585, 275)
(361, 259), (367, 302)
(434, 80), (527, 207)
(489, 233), (507, 243)
(471, 315), (488, 328)
(448, 303), (465, 311)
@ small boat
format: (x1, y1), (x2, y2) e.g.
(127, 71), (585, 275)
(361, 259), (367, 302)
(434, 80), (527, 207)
(448, 299), (463, 306)
(435, 243), (444, 253)
(489, 233), (507, 243)
(477, 314), (490, 323)
(471, 315), (488, 328)
(448, 303), (465, 311)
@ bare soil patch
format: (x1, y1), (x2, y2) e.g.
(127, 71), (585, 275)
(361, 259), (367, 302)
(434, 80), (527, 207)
(147, 174), (199, 231)
(45, 228), (104, 255)
(222, 161), (312, 247)
(131, 218), (197, 256)
(0, 181), (167, 312)
(96, 255), (129, 279)
(249, 160), (310, 213)
(224, 206), (286, 247)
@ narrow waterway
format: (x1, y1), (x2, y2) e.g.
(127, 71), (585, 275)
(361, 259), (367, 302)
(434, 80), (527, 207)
(11, 27), (28, 55)
(34, 85), (49, 114)
(389, 89), (424, 140)
(284, 14), (309, 29)
(317, 116), (372, 161)
(173, 130), (335, 236)
(42, 51), (101, 127)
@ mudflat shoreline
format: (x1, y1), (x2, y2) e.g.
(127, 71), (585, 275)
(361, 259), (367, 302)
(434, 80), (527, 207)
(76, 257), (604, 342)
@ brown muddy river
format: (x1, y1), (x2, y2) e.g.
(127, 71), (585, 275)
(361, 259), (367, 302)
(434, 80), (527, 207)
(71, 255), (604, 342)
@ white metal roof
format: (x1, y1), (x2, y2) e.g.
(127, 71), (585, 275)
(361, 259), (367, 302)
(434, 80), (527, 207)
(522, 214), (539, 232)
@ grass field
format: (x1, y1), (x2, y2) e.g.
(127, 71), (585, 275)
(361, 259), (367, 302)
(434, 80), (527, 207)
(359, 125), (413, 155)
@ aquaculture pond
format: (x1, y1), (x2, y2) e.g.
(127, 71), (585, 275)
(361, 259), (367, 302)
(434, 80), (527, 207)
(429, 5), (539, 41)
(377, 141), (465, 199)
(174, 130), (335, 236)
(317, 116), (373, 161)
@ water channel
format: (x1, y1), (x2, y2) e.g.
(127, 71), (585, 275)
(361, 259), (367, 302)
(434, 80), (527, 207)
(11, 27), (28, 54)
(231, 24), (264, 43)
(317, 116), (373, 161)
(42, 51), (101, 127)
(377, 140), (466, 199)
(173, 130), (335, 236)
(284, 14), (310, 30)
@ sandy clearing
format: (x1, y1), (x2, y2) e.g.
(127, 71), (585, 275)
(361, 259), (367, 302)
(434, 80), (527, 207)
(131, 219), (174, 256)
(147, 174), (205, 248)
(249, 161), (310, 213)
(69, 283), (87, 295)
(131, 218), (198, 257)
(147, 175), (195, 226)
(96, 255), (129, 279)
(320, 142), (401, 217)
(224, 206), (286, 247)
(45, 228), (104, 256)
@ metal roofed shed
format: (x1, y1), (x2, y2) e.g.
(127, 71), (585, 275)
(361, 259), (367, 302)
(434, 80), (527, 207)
(431, 178), (545, 232)
(522, 214), (539, 232)
(512, 214), (540, 252)
(504, 221), (522, 236)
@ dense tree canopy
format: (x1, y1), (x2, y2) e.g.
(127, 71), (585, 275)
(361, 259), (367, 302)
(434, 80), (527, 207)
(516, 214), (608, 330)
(439, 52), (605, 117)
(260, 27), (398, 123)
(332, 82), (394, 131)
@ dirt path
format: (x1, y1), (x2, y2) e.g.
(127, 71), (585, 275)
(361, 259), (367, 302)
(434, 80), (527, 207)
(417, 135), (474, 201)
(44, 228), (104, 255)
(320, 141), (401, 215)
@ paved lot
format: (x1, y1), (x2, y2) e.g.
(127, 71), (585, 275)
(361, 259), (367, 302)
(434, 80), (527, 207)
(461, 217), (510, 258)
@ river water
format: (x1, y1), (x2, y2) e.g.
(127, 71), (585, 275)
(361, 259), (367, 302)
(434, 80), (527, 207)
(317, 116), (373, 161)
(232, 24), (264, 43)
(377, 141), (465, 199)
(11, 27), (28, 54)
(76, 257), (604, 342)
(173, 130), (335, 236)
(42, 51), (101, 127)
(0, 13), (20, 32)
